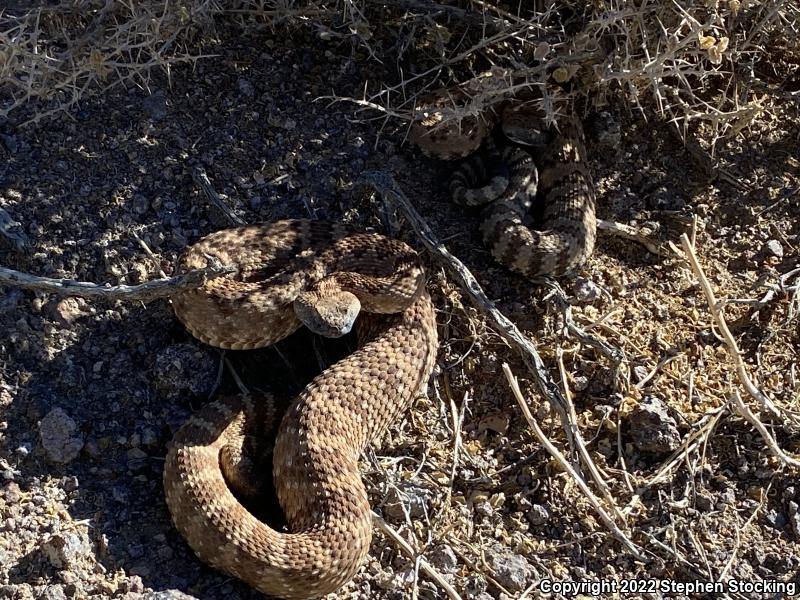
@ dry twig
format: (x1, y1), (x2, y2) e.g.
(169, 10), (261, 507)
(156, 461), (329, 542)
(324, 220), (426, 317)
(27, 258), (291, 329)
(730, 391), (800, 468)
(191, 166), (247, 226)
(679, 233), (800, 429)
(502, 363), (645, 561)
(678, 233), (800, 468)
(363, 170), (630, 528)
(597, 218), (671, 258)
(371, 512), (463, 600)
(0, 263), (234, 302)
(364, 171), (579, 430)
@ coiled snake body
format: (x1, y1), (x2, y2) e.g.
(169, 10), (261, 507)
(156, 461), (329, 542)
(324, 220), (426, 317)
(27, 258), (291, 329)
(164, 220), (438, 598)
(411, 94), (597, 277)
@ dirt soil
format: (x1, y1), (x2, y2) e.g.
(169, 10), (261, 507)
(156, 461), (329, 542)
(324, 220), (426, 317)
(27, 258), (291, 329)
(1, 21), (799, 600)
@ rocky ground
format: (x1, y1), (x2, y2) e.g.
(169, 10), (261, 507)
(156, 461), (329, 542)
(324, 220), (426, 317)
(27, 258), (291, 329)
(1, 19), (799, 600)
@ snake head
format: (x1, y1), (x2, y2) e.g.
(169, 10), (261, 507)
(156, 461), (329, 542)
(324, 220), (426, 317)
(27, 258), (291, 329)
(501, 104), (552, 148)
(293, 285), (362, 338)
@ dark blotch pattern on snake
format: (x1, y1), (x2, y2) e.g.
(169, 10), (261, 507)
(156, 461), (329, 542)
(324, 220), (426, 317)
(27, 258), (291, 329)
(412, 97), (597, 278)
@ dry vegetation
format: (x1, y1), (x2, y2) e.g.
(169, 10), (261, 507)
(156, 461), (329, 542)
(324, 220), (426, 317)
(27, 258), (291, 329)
(2, 1), (797, 137)
(1, 1), (799, 599)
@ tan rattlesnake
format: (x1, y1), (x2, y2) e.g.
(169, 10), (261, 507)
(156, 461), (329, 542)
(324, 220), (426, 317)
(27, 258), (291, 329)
(163, 219), (438, 598)
(410, 90), (596, 277)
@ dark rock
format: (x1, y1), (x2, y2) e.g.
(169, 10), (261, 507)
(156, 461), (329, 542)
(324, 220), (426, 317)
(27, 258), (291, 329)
(527, 503), (551, 526)
(590, 111), (621, 148)
(627, 395), (680, 453)
(142, 91), (167, 120)
(428, 544), (458, 573)
(238, 78), (255, 97)
(382, 481), (434, 522)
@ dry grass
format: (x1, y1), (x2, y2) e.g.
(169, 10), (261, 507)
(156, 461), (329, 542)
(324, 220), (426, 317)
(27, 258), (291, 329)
(367, 169), (800, 596)
(1, 1), (798, 140)
(0, 1), (323, 124)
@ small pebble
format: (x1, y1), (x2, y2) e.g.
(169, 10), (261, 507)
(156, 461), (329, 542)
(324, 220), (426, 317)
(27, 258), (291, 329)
(42, 585), (68, 600)
(1, 133), (18, 154)
(126, 447), (148, 470)
(763, 239), (783, 259)
(131, 194), (150, 215)
(646, 186), (686, 210)
(140, 591), (201, 600)
(2, 482), (21, 503)
(53, 298), (84, 324)
(633, 365), (650, 383)
(16, 443), (31, 456)
(41, 531), (93, 570)
(140, 427), (158, 448)
(695, 491), (714, 511)
(142, 91), (167, 120)
(526, 503), (551, 526)
(382, 482), (433, 521)
(463, 574), (488, 598)
(248, 195), (265, 210)
(572, 375), (589, 391)
(590, 111), (621, 148)
(428, 544), (458, 573)
(238, 78), (255, 97)
(488, 550), (534, 592)
(573, 277), (601, 303)
(789, 505), (800, 537)
(40, 408), (84, 464)
(765, 509), (788, 530)
(115, 576), (144, 594)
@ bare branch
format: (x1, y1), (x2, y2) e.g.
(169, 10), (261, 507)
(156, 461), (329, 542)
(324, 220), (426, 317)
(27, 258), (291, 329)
(363, 171), (574, 433)
(0, 262), (235, 302)
(597, 218), (671, 258)
(364, 171), (632, 530)
(191, 166), (246, 226)
(679, 232), (799, 429)
(371, 511), (463, 600)
(730, 391), (800, 469)
(503, 363), (646, 561)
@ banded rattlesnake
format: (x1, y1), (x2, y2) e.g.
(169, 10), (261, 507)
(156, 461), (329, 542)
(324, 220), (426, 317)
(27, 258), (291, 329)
(410, 91), (597, 278)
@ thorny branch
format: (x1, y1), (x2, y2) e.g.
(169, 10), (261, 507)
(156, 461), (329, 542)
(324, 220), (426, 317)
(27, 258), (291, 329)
(503, 363), (645, 560)
(0, 262), (236, 302)
(363, 170), (635, 536)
